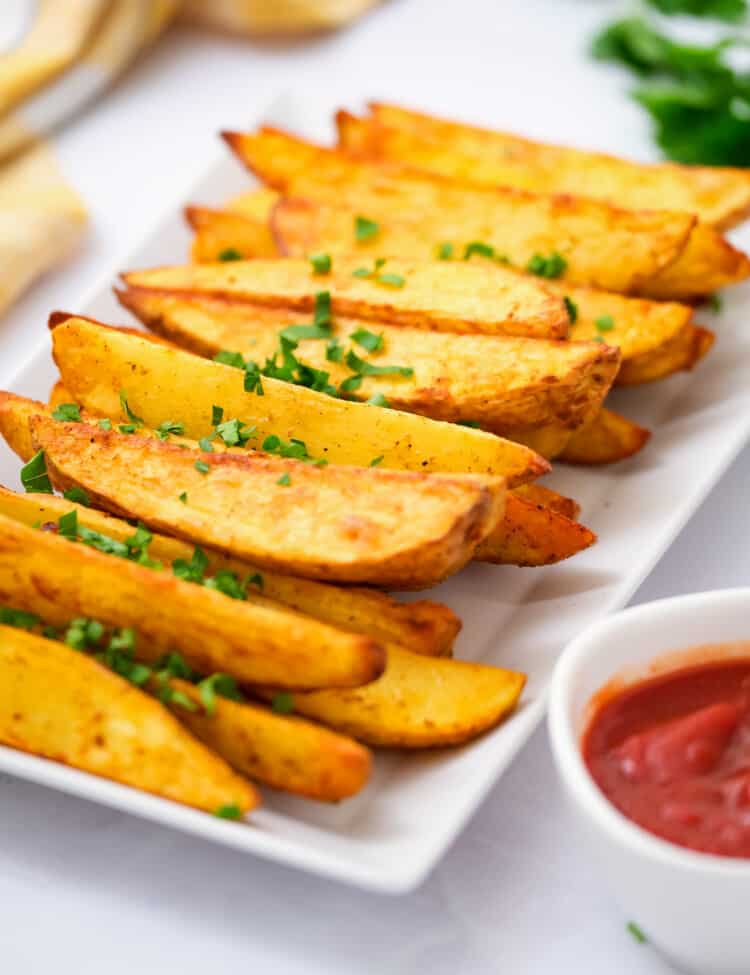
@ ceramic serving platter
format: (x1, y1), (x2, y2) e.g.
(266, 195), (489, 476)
(0, 93), (749, 893)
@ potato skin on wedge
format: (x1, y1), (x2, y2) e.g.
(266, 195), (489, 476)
(162, 679), (371, 802)
(0, 484), (460, 658)
(50, 315), (547, 485)
(259, 645), (526, 748)
(30, 415), (505, 589)
(559, 407), (651, 466)
(117, 288), (619, 437)
(342, 105), (750, 230)
(0, 511), (384, 689)
(122, 256), (570, 341)
(0, 625), (258, 814)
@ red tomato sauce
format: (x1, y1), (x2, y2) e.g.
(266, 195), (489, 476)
(583, 658), (750, 858)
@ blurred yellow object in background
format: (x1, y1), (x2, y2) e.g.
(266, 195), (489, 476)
(182, 0), (381, 35)
(0, 142), (87, 315)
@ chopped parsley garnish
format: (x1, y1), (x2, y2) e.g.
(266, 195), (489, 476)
(277, 472), (292, 486)
(463, 241), (495, 260)
(595, 314), (616, 333)
(707, 293), (723, 312)
(262, 434), (312, 461)
(63, 486), (90, 506)
(64, 617), (104, 651)
(279, 321), (332, 342)
(437, 242), (454, 260)
(218, 248), (243, 261)
(215, 418), (256, 447)
(563, 296), (578, 324)
(119, 391), (143, 429)
(369, 455), (384, 467)
(309, 252), (331, 274)
(355, 215), (379, 242)
(194, 460), (210, 474)
(526, 252), (567, 279)
(351, 328), (384, 353)
(313, 290), (332, 327)
(178, 491), (188, 503)
(57, 509), (78, 541)
(457, 420), (481, 428)
(172, 545), (209, 583)
(215, 803), (243, 820)
(271, 691), (295, 714)
(98, 418), (112, 431)
(377, 272), (405, 288)
(352, 267), (371, 278)
(344, 348), (413, 383)
(118, 424), (136, 434)
(326, 337), (344, 362)
(156, 420), (184, 441)
(0, 607), (41, 630)
(247, 572), (263, 590)
(367, 393), (390, 407)
(51, 403), (82, 422)
(212, 405), (224, 425)
(198, 436), (214, 452)
(20, 451), (53, 494)
(214, 350), (246, 369)
(198, 673), (242, 716)
(626, 921), (648, 944)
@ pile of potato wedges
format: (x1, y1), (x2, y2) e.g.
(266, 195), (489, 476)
(0, 102), (747, 819)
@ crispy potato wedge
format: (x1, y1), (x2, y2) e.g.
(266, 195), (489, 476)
(479, 491), (596, 566)
(639, 224), (750, 301)
(50, 316), (549, 485)
(227, 127), (717, 296)
(0, 482), (460, 657)
(0, 510), (384, 689)
(0, 625), (258, 814)
(559, 407), (651, 466)
(227, 186), (281, 221)
(122, 256), (570, 341)
(186, 205), (277, 261)
(343, 106), (750, 229)
(162, 679), (371, 801)
(116, 287), (619, 436)
(182, 207), (711, 386)
(259, 645), (525, 748)
(30, 414), (506, 588)
(514, 482), (581, 521)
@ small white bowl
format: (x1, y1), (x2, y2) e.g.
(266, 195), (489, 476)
(548, 588), (750, 975)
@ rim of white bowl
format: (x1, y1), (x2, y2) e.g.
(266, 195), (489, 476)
(548, 587), (750, 878)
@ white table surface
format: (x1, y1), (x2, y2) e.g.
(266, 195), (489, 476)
(0, 2), (744, 971)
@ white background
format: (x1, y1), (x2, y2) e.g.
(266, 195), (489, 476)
(0, 2), (745, 971)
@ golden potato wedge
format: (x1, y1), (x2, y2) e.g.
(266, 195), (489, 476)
(559, 407), (651, 465)
(344, 106), (750, 230)
(258, 644), (525, 748)
(0, 482), (460, 657)
(116, 287), (619, 437)
(513, 482), (581, 521)
(186, 205), (277, 261)
(0, 510), (384, 689)
(162, 679), (371, 801)
(227, 186), (281, 221)
(0, 624), (258, 814)
(227, 128), (709, 295)
(122, 256), (570, 341)
(50, 315), (549, 485)
(30, 414), (505, 588)
(616, 323), (714, 386)
(639, 223), (750, 301)
(477, 491), (596, 567)
(48, 378), (71, 410)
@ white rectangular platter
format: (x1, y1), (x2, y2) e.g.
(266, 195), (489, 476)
(1, 92), (749, 894)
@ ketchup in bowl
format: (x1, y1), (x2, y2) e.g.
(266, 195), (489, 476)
(583, 656), (750, 858)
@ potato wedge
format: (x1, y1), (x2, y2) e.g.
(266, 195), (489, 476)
(616, 323), (715, 386)
(514, 482), (580, 521)
(48, 378), (71, 410)
(122, 256), (570, 341)
(0, 510), (384, 689)
(227, 186), (281, 221)
(0, 482), (459, 658)
(116, 287), (619, 436)
(559, 407), (651, 465)
(343, 106), (750, 230)
(186, 205), (277, 261)
(478, 491), (596, 566)
(258, 644), (525, 747)
(30, 414), (506, 588)
(0, 624), (258, 814)
(226, 128), (720, 296)
(162, 679), (371, 801)
(50, 315), (549, 485)
(639, 223), (750, 301)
